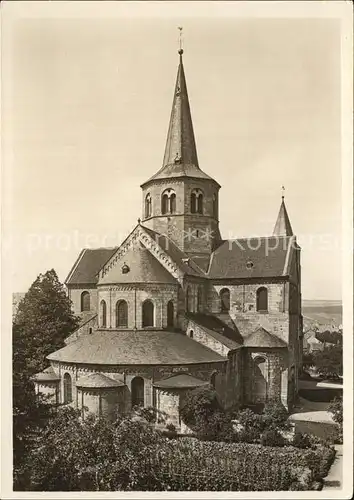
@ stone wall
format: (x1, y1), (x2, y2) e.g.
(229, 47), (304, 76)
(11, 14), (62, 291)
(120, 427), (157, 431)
(186, 318), (231, 358)
(51, 360), (226, 415)
(78, 388), (123, 421)
(65, 314), (98, 345)
(97, 284), (178, 329)
(67, 286), (98, 316)
(141, 177), (220, 255)
(207, 282), (290, 343)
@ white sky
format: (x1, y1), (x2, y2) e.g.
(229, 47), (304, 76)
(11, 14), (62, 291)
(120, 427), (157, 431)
(2, 5), (344, 300)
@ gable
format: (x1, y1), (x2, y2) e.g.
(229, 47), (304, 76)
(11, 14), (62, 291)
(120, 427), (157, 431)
(66, 247), (118, 285)
(98, 241), (177, 285)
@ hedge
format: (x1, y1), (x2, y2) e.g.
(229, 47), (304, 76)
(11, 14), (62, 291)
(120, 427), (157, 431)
(132, 438), (335, 491)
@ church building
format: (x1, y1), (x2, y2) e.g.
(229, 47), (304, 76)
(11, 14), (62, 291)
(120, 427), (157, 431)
(34, 47), (303, 427)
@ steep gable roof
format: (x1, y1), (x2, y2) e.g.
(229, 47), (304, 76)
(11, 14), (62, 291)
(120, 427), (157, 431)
(99, 245), (177, 285)
(243, 327), (287, 348)
(208, 236), (293, 279)
(187, 313), (243, 349)
(66, 247), (118, 285)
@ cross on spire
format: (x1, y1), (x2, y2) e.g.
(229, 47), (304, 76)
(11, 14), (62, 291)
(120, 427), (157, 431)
(178, 26), (183, 55)
(281, 185), (285, 200)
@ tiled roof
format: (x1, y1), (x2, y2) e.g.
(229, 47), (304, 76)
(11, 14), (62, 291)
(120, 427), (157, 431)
(273, 200), (293, 236)
(243, 327), (287, 348)
(153, 374), (209, 389)
(47, 330), (226, 365)
(142, 226), (205, 277)
(99, 246), (177, 285)
(186, 313), (243, 349)
(76, 373), (125, 389)
(66, 248), (118, 285)
(207, 237), (293, 279)
(32, 366), (60, 382)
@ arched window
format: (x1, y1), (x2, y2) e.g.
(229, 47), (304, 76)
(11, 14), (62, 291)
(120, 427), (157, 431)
(116, 300), (128, 327)
(100, 300), (107, 327)
(81, 291), (90, 312)
(161, 189), (176, 215)
(63, 373), (72, 404)
(186, 286), (192, 313)
(220, 288), (230, 312)
(213, 194), (218, 218)
(167, 300), (174, 328)
(190, 193), (197, 213)
(145, 193), (152, 218)
(142, 300), (154, 327)
(197, 287), (203, 312)
(170, 193), (176, 213)
(189, 330), (194, 339)
(131, 376), (144, 407)
(256, 287), (268, 312)
(191, 189), (204, 214)
(210, 372), (217, 389)
(197, 194), (203, 214)
(161, 194), (169, 215)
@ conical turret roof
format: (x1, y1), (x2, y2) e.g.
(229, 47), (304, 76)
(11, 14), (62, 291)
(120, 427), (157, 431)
(142, 50), (218, 187)
(273, 198), (293, 236)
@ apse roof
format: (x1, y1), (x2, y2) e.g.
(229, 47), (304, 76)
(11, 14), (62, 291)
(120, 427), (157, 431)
(76, 373), (125, 389)
(153, 374), (209, 389)
(47, 330), (226, 365)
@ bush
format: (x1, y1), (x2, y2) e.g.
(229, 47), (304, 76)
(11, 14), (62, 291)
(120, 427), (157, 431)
(262, 400), (290, 430)
(292, 433), (312, 449)
(260, 429), (286, 447)
(179, 387), (222, 430)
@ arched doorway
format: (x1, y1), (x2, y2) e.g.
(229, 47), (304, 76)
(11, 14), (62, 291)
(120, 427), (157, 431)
(253, 356), (268, 403)
(220, 288), (230, 312)
(131, 376), (144, 407)
(167, 300), (174, 328)
(142, 300), (154, 327)
(63, 373), (72, 404)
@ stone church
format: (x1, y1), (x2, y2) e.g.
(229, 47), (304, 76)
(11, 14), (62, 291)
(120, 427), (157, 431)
(34, 48), (303, 427)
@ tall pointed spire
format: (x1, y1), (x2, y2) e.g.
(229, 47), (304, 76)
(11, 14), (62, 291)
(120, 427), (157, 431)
(273, 188), (294, 236)
(142, 37), (216, 185)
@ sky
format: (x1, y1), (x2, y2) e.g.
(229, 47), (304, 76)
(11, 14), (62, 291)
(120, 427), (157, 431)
(2, 5), (344, 300)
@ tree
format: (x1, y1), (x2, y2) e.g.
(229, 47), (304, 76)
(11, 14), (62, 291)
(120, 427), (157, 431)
(315, 329), (342, 346)
(312, 344), (342, 379)
(13, 269), (79, 487)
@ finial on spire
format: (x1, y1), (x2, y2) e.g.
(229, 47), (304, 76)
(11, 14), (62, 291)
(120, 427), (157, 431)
(281, 185), (285, 201)
(178, 27), (183, 55)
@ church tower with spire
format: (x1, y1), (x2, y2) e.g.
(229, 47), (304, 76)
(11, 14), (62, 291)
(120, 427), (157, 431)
(140, 48), (221, 270)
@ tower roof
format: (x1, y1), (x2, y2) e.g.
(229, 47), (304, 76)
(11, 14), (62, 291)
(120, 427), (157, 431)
(142, 50), (218, 187)
(273, 197), (293, 237)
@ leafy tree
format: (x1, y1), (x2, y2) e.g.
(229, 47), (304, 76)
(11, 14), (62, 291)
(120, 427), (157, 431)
(13, 269), (79, 487)
(27, 407), (166, 491)
(312, 345), (342, 379)
(315, 330), (342, 346)
(179, 386), (226, 435)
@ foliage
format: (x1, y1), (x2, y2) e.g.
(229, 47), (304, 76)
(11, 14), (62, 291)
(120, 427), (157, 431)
(315, 330), (342, 346)
(262, 400), (290, 430)
(260, 429), (286, 447)
(131, 405), (167, 424)
(312, 345), (342, 379)
(301, 352), (315, 370)
(328, 397), (343, 443)
(18, 406), (336, 492)
(13, 269), (79, 487)
(179, 386), (222, 428)
(291, 433), (312, 449)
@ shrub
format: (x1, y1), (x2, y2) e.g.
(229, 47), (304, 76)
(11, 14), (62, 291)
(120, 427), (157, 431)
(179, 387), (222, 430)
(260, 429), (286, 447)
(262, 400), (290, 430)
(292, 433), (312, 449)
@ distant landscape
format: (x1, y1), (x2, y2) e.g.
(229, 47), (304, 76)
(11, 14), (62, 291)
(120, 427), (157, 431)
(302, 299), (342, 327)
